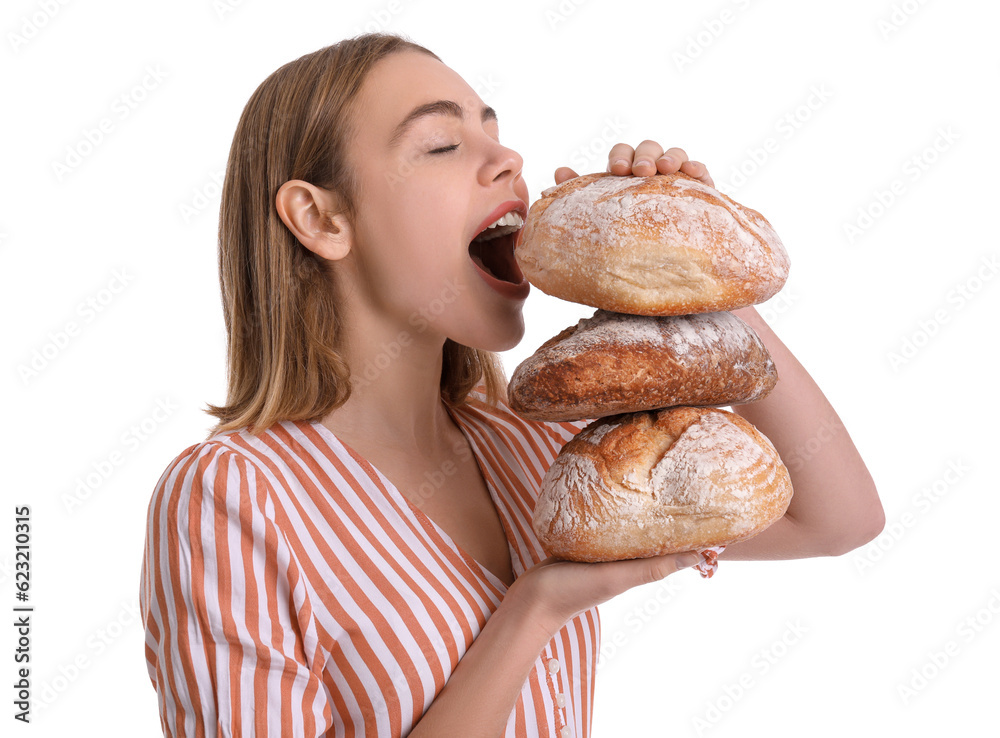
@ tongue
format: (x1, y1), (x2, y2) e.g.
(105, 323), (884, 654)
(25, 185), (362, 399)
(469, 234), (523, 284)
(471, 252), (496, 278)
(470, 244), (524, 284)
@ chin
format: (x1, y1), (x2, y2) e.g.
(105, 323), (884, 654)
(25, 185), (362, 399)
(455, 314), (525, 354)
(493, 310), (527, 351)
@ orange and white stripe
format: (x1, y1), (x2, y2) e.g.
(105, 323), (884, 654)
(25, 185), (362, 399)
(140, 389), (599, 737)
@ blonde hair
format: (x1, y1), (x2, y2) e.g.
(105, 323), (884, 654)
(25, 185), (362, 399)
(203, 33), (507, 439)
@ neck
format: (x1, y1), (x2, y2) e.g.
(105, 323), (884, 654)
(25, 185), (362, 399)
(320, 304), (458, 457)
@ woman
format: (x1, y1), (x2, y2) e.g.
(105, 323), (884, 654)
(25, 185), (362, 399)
(139, 32), (883, 737)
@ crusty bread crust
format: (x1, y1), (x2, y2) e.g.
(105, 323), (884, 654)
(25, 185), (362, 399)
(532, 407), (793, 561)
(508, 310), (777, 422)
(515, 171), (789, 315)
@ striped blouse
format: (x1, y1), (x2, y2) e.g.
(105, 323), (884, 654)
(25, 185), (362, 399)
(139, 389), (599, 737)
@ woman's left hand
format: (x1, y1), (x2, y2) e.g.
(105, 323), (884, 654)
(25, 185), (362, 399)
(554, 140), (715, 188)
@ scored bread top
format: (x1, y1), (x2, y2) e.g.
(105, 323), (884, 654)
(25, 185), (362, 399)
(516, 172), (789, 315)
(531, 407), (793, 560)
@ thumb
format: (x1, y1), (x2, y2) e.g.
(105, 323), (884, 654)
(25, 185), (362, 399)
(632, 551), (705, 584)
(554, 166), (578, 185)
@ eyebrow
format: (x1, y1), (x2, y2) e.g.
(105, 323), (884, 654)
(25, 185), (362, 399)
(388, 99), (498, 148)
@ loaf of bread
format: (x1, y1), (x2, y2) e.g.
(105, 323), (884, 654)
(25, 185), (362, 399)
(515, 171), (789, 315)
(508, 309), (777, 421)
(532, 406), (793, 562)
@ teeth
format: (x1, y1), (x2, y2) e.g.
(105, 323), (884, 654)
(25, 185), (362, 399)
(475, 224), (518, 241)
(492, 211), (523, 229)
(474, 211), (524, 242)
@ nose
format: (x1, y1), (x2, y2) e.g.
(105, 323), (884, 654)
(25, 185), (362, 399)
(480, 137), (524, 188)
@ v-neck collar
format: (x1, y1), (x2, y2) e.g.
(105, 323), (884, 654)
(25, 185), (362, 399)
(304, 409), (515, 593)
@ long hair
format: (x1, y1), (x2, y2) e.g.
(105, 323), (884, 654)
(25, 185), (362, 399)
(203, 33), (508, 439)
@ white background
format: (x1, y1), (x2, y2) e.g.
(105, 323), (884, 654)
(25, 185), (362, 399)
(2, 0), (997, 735)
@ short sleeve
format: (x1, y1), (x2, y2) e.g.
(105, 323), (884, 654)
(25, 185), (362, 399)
(139, 442), (333, 736)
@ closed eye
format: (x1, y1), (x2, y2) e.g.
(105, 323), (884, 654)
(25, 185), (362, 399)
(429, 144), (460, 154)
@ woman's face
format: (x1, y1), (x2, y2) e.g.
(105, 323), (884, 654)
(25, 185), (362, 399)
(342, 49), (531, 353)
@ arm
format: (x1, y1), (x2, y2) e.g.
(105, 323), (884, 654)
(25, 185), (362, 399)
(723, 305), (885, 558)
(409, 581), (557, 737)
(140, 444), (332, 736)
(413, 553), (711, 735)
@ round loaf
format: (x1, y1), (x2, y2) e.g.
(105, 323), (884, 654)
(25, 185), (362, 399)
(509, 309), (777, 421)
(532, 407), (793, 562)
(515, 171), (789, 315)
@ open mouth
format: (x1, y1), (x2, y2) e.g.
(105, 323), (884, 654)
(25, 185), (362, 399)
(468, 213), (526, 285)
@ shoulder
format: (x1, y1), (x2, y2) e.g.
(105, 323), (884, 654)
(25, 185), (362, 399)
(154, 431), (268, 488)
(146, 432), (276, 534)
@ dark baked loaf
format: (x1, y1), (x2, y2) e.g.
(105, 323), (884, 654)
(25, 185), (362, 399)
(508, 309), (777, 422)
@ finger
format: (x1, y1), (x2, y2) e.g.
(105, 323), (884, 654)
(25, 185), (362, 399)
(679, 159), (716, 187)
(627, 551), (705, 586)
(603, 551), (705, 587)
(554, 166), (579, 185)
(606, 142), (635, 174)
(631, 139), (665, 177)
(654, 146), (689, 174)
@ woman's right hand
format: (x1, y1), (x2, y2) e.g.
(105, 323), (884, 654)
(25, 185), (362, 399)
(505, 551), (706, 638)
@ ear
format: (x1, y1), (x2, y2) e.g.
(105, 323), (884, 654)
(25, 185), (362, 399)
(275, 180), (353, 261)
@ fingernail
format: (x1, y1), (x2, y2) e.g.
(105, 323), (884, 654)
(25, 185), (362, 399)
(657, 155), (675, 166)
(635, 159), (653, 169)
(611, 158), (629, 169)
(676, 552), (703, 570)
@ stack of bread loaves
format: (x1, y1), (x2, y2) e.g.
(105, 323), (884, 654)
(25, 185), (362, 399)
(509, 171), (794, 577)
